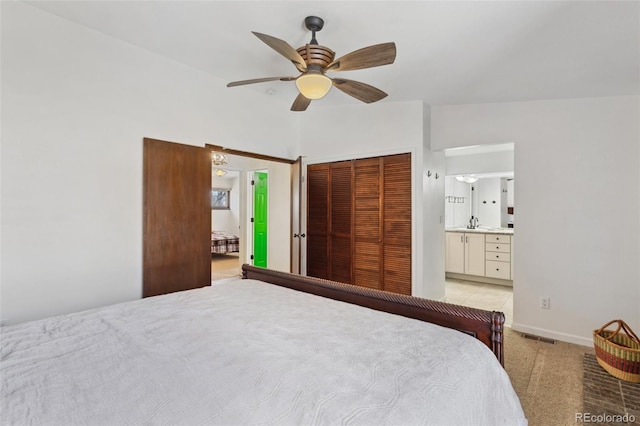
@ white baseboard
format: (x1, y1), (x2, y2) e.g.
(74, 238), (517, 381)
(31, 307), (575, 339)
(510, 322), (593, 347)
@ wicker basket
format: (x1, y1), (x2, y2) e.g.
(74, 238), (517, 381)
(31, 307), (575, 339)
(593, 319), (640, 383)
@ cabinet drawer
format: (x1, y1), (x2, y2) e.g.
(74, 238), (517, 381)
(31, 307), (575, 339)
(486, 243), (510, 253)
(485, 234), (511, 244)
(485, 260), (511, 280)
(486, 252), (511, 262)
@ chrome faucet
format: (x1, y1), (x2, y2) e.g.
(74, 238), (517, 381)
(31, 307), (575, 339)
(467, 216), (479, 229)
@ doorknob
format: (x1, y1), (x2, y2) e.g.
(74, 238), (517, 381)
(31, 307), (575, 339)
(300, 233), (306, 238)
(293, 234), (299, 238)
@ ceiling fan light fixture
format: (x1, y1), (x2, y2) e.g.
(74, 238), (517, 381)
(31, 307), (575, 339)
(295, 71), (332, 100)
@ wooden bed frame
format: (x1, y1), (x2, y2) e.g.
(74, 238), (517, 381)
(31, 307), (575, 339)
(242, 264), (505, 366)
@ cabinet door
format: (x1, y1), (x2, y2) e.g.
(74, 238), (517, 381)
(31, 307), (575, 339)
(464, 233), (486, 276)
(486, 260), (511, 279)
(445, 232), (465, 273)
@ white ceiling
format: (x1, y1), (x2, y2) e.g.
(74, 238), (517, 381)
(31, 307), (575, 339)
(26, 1), (640, 109)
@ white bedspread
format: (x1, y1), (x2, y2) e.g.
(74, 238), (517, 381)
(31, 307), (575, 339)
(1, 278), (527, 426)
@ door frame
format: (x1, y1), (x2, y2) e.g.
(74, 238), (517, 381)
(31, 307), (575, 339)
(206, 144), (297, 273)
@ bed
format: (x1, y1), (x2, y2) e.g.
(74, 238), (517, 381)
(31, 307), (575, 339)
(1, 265), (527, 425)
(211, 231), (239, 254)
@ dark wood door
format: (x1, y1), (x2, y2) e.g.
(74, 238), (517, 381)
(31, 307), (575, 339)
(143, 138), (212, 297)
(329, 161), (353, 284)
(382, 153), (412, 295)
(306, 153), (411, 295)
(306, 164), (330, 279)
(354, 158), (383, 289)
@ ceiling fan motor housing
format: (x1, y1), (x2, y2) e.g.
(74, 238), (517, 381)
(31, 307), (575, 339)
(296, 44), (335, 68)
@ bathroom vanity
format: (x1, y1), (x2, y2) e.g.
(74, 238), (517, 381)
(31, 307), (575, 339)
(445, 228), (514, 286)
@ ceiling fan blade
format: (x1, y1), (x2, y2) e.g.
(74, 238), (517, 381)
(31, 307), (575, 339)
(252, 32), (307, 72)
(326, 42), (396, 72)
(291, 93), (311, 111)
(227, 76), (296, 87)
(332, 78), (388, 103)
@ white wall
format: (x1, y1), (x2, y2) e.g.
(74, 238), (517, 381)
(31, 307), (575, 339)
(445, 150), (514, 176)
(299, 101), (446, 300)
(421, 102), (446, 301)
(432, 96), (640, 345)
(1, 2), (298, 323)
(212, 174), (240, 234)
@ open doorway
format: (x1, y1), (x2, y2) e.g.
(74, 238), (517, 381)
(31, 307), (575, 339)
(442, 143), (515, 326)
(211, 169), (241, 281)
(206, 145), (294, 279)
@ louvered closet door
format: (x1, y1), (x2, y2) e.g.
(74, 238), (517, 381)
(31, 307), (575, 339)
(382, 154), (412, 295)
(354, 158), (382, 289)
(329, 161), (353, 284)
(306, 164), (330, 279)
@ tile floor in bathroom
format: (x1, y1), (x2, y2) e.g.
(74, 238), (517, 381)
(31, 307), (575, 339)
(445, 278), (513, 327)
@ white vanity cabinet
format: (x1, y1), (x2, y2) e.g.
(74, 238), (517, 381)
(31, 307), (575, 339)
(446, 231), (513, 284)
(445, 232), (486, 276)
(445, 232), (465, 274)
(485, 234), (511, 280)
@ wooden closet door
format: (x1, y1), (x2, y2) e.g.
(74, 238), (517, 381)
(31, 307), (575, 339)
(306, 164), (330, 279)
(382, 154), (412, 295)
(143, 138), (212, 297)
(329, 161), (353, 284)
(354, 158), (383, 289)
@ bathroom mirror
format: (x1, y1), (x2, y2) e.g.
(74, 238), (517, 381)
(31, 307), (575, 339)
(445, 176), (514, 228)
(443, 142), (514, 229)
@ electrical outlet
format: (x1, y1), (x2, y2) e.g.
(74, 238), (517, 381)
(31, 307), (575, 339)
(540, 297), (550, 309)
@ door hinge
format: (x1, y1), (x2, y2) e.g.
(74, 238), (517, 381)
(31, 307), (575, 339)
(250, 254), (254, 260)
(251, 180), (255, 185)
(250, 217), (254, 223)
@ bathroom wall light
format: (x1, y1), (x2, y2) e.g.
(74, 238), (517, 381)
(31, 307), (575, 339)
(455, 175), (478, 183)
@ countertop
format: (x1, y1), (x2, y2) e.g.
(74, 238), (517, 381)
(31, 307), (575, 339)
(446, 227), (514, 235)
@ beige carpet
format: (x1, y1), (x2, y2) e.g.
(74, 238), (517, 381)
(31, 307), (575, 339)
(504, 327), (593, 426)
(211, 253), (241, 281)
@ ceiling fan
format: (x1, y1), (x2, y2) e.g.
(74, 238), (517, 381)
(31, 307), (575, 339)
(227, 16), (396, 112)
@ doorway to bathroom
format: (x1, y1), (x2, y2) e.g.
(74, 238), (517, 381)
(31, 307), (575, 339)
(443, 142), (515, 326)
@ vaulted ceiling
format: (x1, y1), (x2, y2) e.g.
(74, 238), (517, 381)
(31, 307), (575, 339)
(27, 1), (639, 109)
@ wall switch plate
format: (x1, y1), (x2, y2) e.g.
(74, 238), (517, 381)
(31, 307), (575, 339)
(540, 297), (550, 309)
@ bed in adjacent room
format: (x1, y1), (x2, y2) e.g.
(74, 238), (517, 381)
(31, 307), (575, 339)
(0, 265), (526, 425)
(211, 231), (239, 254)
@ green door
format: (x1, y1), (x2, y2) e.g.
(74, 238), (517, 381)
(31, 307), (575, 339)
(253, 172), (268, 267)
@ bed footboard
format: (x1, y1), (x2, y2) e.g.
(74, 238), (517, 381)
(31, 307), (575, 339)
(242, 265), (504, 366)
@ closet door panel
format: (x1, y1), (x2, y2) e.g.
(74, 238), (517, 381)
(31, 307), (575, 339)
(354, 241), (381, 289)
(383, 245), (412, 295)
(329, 162), (353, 283)
(306, 164), (330, 279)
(354, 158), (382, 289)
(382, 154), (411, 295)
